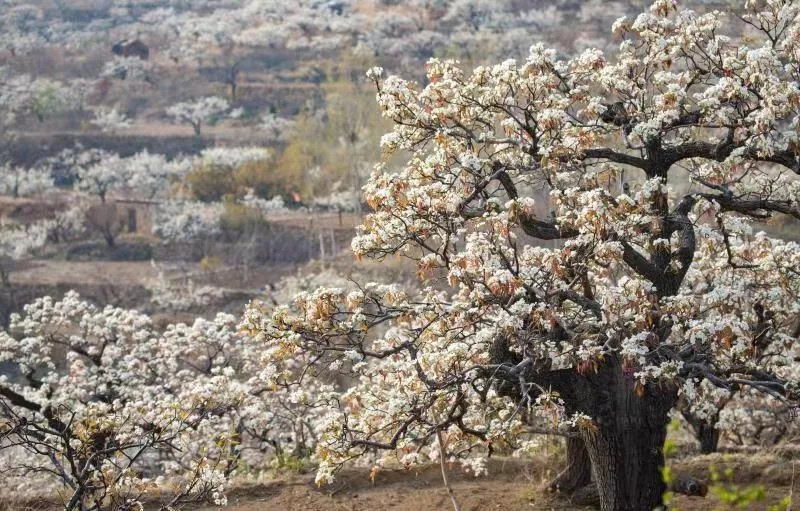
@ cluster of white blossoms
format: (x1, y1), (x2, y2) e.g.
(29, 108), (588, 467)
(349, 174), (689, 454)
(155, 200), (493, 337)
(45, 199), (90, 243)
(63, 148), (190, 203)
(0, 70), (85, 126)
(240, 188), (290, 215)
(259, 113), (296, 142)
(0, 159), (88, 254)
(90, 107), (133, 134)
(101, 56), (153, 83)
(0, 163), (53, 198)
(0, 291), (337, 507)
(142, 144), (315, 245)
(197, 147), (271, 170)
(152, 200), (225, 242)
(34, 144), (280, 245)
(0, 220), (51, 260)
(165, 97), (232, 136)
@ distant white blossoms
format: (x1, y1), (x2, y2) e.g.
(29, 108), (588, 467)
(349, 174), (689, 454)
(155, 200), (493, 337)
(91, 107), (132, 134)
(166, 96), (231, 136)
(153, 200), (225, 241)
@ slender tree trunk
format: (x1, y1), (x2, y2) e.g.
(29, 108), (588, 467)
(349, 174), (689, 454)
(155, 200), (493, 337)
(681, 408), (721, 454)
(102, 229), (116, 248)
(696, 421), (720, 454)
(550, 437), (592, 495)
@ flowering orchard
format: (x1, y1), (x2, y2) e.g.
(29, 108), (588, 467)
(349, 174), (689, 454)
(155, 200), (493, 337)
(0, 291), (336, 510)
(1, 1), (800, 510)
(250, 1), (800, 510)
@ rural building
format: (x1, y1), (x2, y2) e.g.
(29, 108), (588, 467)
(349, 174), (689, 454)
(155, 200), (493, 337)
(111, 197), (158, 235)
(111, 39), (150, 60)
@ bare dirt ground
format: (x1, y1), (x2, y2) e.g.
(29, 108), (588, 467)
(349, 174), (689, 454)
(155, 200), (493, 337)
(10, 255), (298, 290)
(10, 260), (160, 286)
(199, 458), (589, 511)
(1, 442), (795, 511)
(194, 454), (797, 511)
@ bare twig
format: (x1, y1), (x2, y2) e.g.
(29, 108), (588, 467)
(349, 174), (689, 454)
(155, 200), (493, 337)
(436, 430), (461, 511)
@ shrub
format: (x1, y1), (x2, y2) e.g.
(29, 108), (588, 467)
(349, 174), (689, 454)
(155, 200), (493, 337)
(187, 164), (237, 202)
(218, 201), (270, 242)
(233, 158), (302, 199)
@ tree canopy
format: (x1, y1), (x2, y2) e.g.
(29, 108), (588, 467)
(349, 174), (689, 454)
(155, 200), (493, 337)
(250, 1), (800, 509)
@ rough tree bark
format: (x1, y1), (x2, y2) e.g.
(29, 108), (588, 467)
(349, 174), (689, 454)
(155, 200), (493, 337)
(564, 358), (676, 511)
(514, 358), (676, 511)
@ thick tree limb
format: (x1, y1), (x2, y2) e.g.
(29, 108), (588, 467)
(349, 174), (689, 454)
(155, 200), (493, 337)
(665, 141), (800, 175)
(551, 289), (603, 320)
(682, 362), (790, 402)
(619, 240), (662, 285)
(0, 386), (41, 413)
(480, 166), (579, 240)
(519, 216), (577, 240)
(664, 195), (698, 290)
(583, 148), (649, 171)
(699, 193), (800, 220)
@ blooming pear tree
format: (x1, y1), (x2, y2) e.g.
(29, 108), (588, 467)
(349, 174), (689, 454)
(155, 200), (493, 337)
(259, 113), (296, 143)
(717, 386), (800, 447)
(101, 57), (153, 83)
(119, 150), (189, 200)
(58, 148), (188, 247)
(73, 151), (133, 248)
(46, 199), (90, 244)
(65, 149), (121, 205)
(0, 4), (45, 57)
(0, 220), (52, 326)
(152, 200), (225, 243)
(676, 224), (800, 453)
(0, 67), (30, 128)
(149, 146), (273, 240)
(90, 108), (132, 135)
(0, 71), (78, 128)
(251, 2), (800, 510)
(677, 232), (800, 454)
(166, 97), (231, 137)
(0, 291), (337, 509)
(0, 221), (50, 263)
(0, 163), (54, 198)
(0, 292), (237, 509)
